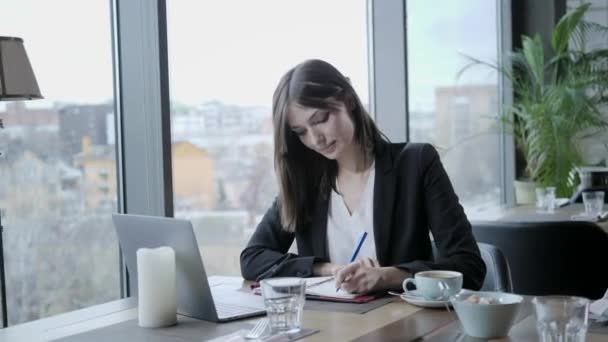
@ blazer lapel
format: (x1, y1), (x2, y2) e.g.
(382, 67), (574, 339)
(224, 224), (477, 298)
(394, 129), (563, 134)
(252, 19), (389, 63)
(310, 196), (330, 262)
(373, 142), (397, 266)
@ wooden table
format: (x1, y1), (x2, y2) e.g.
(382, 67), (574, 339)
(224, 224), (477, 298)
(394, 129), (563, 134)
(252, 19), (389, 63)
(0, 277), (605, 341)
(496, 203), (608, 233)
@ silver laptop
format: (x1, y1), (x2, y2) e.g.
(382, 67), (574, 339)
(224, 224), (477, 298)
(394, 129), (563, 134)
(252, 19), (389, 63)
(112, 213), (266, 322)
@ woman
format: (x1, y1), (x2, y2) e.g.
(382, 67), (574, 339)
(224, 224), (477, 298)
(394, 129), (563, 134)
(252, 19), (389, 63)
(240, 59), (486, 294)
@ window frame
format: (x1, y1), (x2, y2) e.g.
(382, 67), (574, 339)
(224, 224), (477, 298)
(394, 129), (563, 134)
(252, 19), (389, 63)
(111, 0), (174, 297)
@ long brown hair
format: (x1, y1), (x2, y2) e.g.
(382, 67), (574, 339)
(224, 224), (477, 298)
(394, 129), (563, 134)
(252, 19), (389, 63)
(272, 59), (384, 232)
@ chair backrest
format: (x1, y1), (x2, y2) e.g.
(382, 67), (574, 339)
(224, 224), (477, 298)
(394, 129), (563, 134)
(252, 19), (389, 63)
(432, 242), (513, 292)
(472, 220), (608, 299)
(477, 242), (513, 292)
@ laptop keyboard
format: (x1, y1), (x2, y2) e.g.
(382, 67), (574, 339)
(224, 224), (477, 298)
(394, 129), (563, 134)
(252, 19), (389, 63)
(215, 302), (262, 318)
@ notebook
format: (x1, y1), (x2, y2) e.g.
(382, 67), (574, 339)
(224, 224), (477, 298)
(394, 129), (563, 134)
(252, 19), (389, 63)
(252, 276), (378, 303)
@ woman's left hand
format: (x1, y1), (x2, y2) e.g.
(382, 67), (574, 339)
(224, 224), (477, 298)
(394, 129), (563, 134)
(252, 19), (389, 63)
(334, 259), (384, 294)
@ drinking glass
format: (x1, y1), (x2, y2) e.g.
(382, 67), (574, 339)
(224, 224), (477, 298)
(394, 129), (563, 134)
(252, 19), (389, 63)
(582, 191), (604, 218)
(533, 296), (589, 342)
(260, 278), (306, 334)
(536, 187), (556, 213)
(544, 187), (556, 213)
(536, 187), (547, 210)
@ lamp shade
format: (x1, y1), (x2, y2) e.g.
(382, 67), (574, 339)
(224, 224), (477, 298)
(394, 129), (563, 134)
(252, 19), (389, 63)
(0, 36), (42, 100)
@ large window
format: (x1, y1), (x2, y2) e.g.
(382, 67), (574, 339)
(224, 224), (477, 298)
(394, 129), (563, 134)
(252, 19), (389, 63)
(167, 0), (369, 276)
(567, 0), (608, 165)
(406, 0), (503, 218)
(0, 0), (118, 324)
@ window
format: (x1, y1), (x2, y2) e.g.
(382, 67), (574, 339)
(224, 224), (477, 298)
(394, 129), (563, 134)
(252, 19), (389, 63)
(567, 0), (608, 165)
(0, 0), (118, 324)
(568, 0), (608, 51)
(167, 0), (369, 276)
(406, 0), (502, 219)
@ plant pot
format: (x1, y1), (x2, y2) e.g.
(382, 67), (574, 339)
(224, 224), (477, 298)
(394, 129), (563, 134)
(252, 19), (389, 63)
(514, 179), (537, 205)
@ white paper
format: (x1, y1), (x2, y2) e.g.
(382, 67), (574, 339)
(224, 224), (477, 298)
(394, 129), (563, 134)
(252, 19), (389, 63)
(252, 277), (359, 299)
(305, 277), (358, 299)
(137, 246), (177, 328)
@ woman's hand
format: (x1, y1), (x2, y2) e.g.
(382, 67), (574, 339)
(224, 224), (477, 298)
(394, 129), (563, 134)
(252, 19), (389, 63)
(334, 261), (410, 294)
(333, 259), (383, 294)
(313, 258), (379, 278)
(312, 262), (343, 276)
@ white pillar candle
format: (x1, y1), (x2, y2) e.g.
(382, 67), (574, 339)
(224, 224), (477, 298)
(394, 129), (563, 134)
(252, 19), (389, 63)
(137, 246), (177, 328)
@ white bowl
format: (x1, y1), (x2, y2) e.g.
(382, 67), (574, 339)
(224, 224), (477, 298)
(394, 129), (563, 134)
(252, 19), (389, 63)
(450, 290), (523, 339)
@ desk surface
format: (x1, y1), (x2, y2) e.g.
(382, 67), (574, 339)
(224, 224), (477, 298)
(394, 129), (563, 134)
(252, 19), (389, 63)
(1, 277), (606, 342)
(496, 203), (608, 232)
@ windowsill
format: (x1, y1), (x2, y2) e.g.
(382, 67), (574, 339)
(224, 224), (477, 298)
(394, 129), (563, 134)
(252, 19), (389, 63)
(2, 297), (136, 337)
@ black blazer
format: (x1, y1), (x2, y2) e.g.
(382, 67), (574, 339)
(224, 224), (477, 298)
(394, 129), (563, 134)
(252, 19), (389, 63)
(240, 141), (486, 290)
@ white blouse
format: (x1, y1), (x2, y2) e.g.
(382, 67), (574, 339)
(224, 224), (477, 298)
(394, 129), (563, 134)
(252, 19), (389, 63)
(327, 164), (377, 265)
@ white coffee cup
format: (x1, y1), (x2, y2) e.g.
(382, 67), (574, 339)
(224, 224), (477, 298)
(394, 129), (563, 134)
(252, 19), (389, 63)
(402, 270), (463, 300)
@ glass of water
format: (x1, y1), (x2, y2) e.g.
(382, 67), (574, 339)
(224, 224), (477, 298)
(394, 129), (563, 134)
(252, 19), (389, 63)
(533, 296), (590, 342)
(260, 277), (306, 334)
(536, 187), (556, 213)
(582, 191), (604, 218)
(536, 187), (547, 210)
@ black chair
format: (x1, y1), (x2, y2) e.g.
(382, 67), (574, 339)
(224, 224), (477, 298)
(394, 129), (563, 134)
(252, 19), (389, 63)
(432, 242), (513, 292)
(472, 221), (608, 299)
(478, 242), (513, 292)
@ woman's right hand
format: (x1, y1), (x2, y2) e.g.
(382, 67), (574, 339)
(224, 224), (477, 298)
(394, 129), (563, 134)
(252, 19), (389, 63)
(334, 258), (386, 294)
(313, 258), (379, 277)
(356, 258), (380, 268)
(312, 262), (343, 276)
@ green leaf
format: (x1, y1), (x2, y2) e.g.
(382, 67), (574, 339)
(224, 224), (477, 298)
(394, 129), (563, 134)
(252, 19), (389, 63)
(522, 35), (545, 86)
(552, 3), (590, 54)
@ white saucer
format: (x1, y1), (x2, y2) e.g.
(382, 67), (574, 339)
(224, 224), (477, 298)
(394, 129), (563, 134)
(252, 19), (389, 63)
(399, 290), (451, 309)
(571, 213), (601, 222)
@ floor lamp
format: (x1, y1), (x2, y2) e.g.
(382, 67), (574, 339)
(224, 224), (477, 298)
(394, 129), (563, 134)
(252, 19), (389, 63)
(0, 36), (43, 328)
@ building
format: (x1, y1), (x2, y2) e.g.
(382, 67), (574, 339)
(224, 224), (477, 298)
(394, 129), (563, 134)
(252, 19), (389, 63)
(171, 101), (272, 142)
(73, 137), (116, 212)
(434, 84), (501, 202)
(435, 84), (498, 149)
(172, 141), (216, 210)
(0, 102), (59, 138)
(0, 149), (62, 220)
(58, 104), (113, 163)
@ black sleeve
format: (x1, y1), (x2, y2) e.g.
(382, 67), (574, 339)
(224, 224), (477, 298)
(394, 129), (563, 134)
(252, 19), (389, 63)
(240, 199), (317, 281)
(397, 144), (487, 290)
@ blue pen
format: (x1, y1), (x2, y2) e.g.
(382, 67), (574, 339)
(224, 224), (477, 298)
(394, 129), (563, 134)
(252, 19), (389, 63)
(336, 231), (368, 292)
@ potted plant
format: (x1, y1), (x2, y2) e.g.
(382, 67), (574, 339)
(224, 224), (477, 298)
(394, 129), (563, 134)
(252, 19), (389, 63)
(462, 3), (608, 203)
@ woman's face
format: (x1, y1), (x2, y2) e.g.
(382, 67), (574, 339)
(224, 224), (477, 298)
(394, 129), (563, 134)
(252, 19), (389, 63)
(286, 101), (355, 160)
